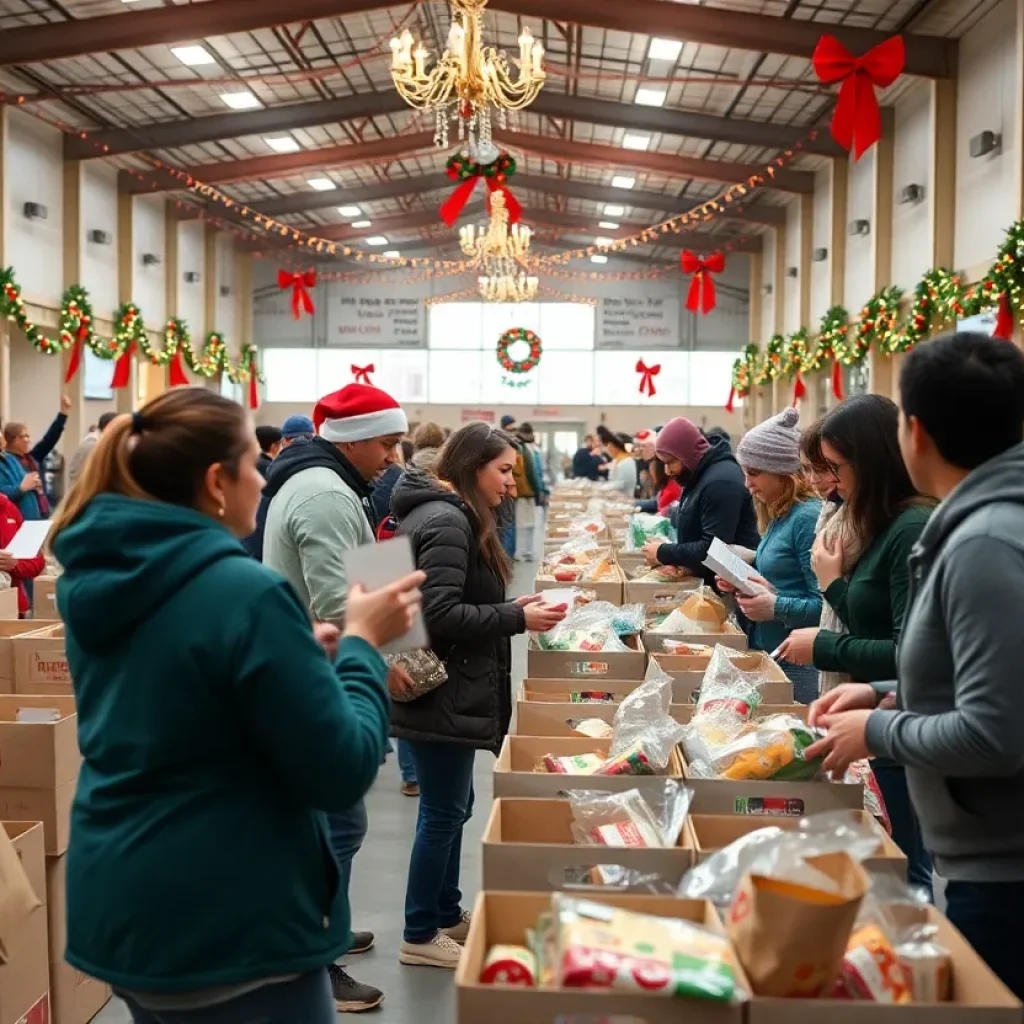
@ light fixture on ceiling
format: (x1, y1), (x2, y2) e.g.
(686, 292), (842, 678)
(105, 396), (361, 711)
(647, 37), (683, 62)
(351, 220), (372, 229)
(897, 183), (925, 205)
(220, 92), (262, 110)
(611, 175), (636, 190)
(460, 191), (532, 268)
(634, 85), (667, 107)
(598, 221), (620, 230)
(813, 247), (828, 262)
(603, 204), (626, 218)
(366, 236), (389, 246)
(622, 132), (651, 152)
(594, 236), (614, 247)
(383, 250), (402, 259)
(307, 178), (336, 192)
(848, 218), (871, 236)
(477, 272), (538, 303)
(171, 45), (216, 67)
(264, 136), (300, 154)
(338, 205), (362, 217)
(969, 130), (1001, 158)
(590, 254), (609, 264)
(389, 0), (545, 149)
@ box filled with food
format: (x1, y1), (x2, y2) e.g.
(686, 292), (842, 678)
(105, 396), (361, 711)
(642, 587), (749, 653)
(527, 602), (647, 681)
(534, 544), (625, 605)
(649, 648), (794, 706)
(518, 678), (644, 705)
(624, 564), (702, 605)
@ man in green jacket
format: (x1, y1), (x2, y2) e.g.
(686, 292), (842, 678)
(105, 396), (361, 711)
(263, 383), (407, 1013)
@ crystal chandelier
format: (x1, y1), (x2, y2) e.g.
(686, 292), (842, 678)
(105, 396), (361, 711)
(478, 272), (539, 302)
(458, 190), (531, 265)
(389, 0), (545, 148)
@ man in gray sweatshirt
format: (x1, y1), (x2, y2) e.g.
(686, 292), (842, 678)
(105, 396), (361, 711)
(808, 331), (1024, 999)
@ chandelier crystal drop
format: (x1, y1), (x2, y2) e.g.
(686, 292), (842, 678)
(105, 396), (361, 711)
(458, 190), (532, 265)
(477, 272), (539, 302)
(389, 0), (545, 149)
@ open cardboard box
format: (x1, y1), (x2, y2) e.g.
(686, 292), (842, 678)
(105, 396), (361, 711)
(519, 677), (642, 704)
(482, 798), (697, 891)
(494, 735), (685, 799)
(747, 904), (1021, 1023)
(534, 573), (624, 605)
(0, 589), (18, 621)
(690, 810), (906, 879)
(31, 577), (59, 620)
(13, 624), (69, 695)
(0, 622), (60, 694)
(527, 633), (646, 682)
(643, 622), (749, 653)
(649, 650), (795, 705)
(624, 577), (702, 605)
(456, 891), (747, 1024)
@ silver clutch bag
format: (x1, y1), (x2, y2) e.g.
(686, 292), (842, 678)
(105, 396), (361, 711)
(384, 649), (448, 702)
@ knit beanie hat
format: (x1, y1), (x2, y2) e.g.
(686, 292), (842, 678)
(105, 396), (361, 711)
(655, 417), (710, 472)
(736, 407), (802, 475)
(313, 384), (408, 443)
(281, 414), (315, 440)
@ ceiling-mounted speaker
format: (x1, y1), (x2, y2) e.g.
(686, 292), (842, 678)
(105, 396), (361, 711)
(22, 202), (47, 220)
(848, 219), (871, 237)
(220, 285), (232, 297)
(897, 183), (925, 205)
(813, 247), (828, 262)
(87, 229), (112, 245)
(762, 283), (773, 296)
(969, 131), (1001, 158)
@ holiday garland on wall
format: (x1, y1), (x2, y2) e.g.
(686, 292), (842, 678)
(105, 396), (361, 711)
(730, 217), (1024, 406)
(0, 268), (263, 408)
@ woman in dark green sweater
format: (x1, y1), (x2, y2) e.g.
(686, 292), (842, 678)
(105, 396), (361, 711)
(49, 390), (424, 1024)
(778, 395), (933, 893)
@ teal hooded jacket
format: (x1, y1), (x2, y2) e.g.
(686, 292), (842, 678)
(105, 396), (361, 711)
(53, 494), (390, 992)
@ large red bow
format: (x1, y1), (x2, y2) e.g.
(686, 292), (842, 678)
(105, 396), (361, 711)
(681, 250), (725, 315)
(813, 35), (905, 161)
(636, 359), (661, 398)
(64, 319), (90, 384)
(440, 176), (522, 227)
(993, 293), (1015, 340)
(277, 268), (316, 320)
(792, 371), (807, 406)
(110, 341), (136, 390)
(351, 363), (375, 385)
(725, 386), (736, 414)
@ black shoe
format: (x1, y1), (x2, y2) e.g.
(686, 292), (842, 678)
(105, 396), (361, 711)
(328, 965), (384, 1013)
(349, 930), (375, 954)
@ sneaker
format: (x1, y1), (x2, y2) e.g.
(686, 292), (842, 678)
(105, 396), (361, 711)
(348, 930), (375, 954)
(399, 931), (463, 969)
(400, 781), (420, 798)
(328, 964), (384, 1012)
(441, 911), (471, 945)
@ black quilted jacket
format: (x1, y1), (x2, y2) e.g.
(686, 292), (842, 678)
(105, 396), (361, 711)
(390, 470), (525, 752)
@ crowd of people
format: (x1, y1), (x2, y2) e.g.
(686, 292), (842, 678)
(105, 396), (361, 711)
(9, 327), (1019, 1024)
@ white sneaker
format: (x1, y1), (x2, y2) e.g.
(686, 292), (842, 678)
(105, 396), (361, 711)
(441, 911), (472, 945)
(399, 931), (463, 969)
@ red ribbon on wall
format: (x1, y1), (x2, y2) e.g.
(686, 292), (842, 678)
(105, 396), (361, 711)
(351, 363), (375, 385)
(64, 320), (89, 384)
(110, 341), (136, 389)
(993, 293), (1014, 340)
(831, 360), (845, 401)
(248, 374), (259, 410)
(636, 359), (661, 397)
(439, 176), (522, 227)
(792, 371), (807, 406)
(168, 348), (189, 387)
(277, 269), (316, 320)
(813, 35), (905, 161)
(725, 386), (736, 414)
(681, 250), (725, 315)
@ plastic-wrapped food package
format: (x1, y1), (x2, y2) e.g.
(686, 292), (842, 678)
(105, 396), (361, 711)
(568, 781), (693, 849)
(563, 864), (679, 893)
(629, 564), (691, 583)
(626, 512), (676, 551)
(662, 640), (712, 655)
(568, 718), (614, 739)
(382, 650), (448, 703)
(843, 760), (891, 834)
(688, 715), (824, 782)
(603, 663), (687, 775)
(534, 602), (644, 652)
(538, 752), (604, 775)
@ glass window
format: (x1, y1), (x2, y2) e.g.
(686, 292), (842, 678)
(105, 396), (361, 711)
(429, 349), (484, 403)
(83, 349), (114, 401)
(428, 302), (483, 348)
(594, 351), (690, 406)
(539, 303), (596, 350)
(538, 350), (594, 405)
(262, 348), (318, 403)
(688, 351), (742, 406)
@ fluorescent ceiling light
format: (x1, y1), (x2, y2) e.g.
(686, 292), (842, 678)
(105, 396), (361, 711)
(635, 85), (668, 107)
(611, 175), (636, 189)
(171, 45), (215, 67)
(604, 204), (626, 217)
(351, 220), (372, 228)
(590, 254), (609, 264)
(366, 236), (389, 246)
(264, 136), (300, 153)
(307, 178), (336, 192)
(337, 205), (363, 217)
(383, 250), (401, 259)
(594, 236), (614, 247)
(622, 132), (651, 152)
(599, 221), (620, 229)
(220, 91), (262, 110)
(648, 37), (683, 62)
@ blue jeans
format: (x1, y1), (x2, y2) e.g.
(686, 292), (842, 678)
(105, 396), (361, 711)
(872, 761), (933, 897)
(945, 880), (1024, 999)
(397, 739), (417, 784)
(120, 969), (334, 1024)
(501, 522), (516, 558)
(327, 799), (367, 913)
(403, 741), (476, 944)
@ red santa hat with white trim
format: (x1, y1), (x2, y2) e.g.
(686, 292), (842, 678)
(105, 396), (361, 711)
(312, 384), (408, 443)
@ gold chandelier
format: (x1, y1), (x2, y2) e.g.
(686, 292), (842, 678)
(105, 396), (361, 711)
(477, 272), (538, 302)
(389, 0), (545, 148)
(458, 190), (531, 265)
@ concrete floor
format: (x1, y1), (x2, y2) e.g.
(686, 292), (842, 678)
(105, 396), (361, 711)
(95, 560), (535, 1023)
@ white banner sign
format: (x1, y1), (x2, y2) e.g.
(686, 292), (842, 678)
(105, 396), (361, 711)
(327, 292), (426, 348)
(597, 295), (680, 349)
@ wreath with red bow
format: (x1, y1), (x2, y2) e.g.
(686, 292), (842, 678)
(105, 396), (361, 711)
(497, 327), (542, 374)
(440, 152), (521, 226)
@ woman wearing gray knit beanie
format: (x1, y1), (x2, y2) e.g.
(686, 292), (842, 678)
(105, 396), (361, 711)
(728, 407), (823, 703)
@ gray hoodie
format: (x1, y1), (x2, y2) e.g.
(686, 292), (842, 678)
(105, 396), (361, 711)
(865, 442), (1024, 882)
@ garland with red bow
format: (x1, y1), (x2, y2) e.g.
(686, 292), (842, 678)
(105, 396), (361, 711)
(681, 250), (725, 315)
(351, 363), (374, 385)
(278, 268), (316, 320)
(636, 359), (661, 398)
(440, 151), (521, 227)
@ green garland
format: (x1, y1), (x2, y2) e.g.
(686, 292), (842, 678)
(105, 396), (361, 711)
(0, 268), (261, 386)
(755, 334), (785, 386)
(784, 328), (809, 379)
(731, 343), (759, 397)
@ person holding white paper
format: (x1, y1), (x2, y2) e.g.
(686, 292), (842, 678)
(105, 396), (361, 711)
(0, 491), (45, 616)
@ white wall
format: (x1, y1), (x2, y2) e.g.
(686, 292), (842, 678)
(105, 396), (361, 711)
(760, 229), (776, 340)
(177, 220), (206, 337)
(783, 199), (802, 333)
(844, 149), (876, 309)
(892, 82), (933, 288)
(8, 326), (62, 442)
(810, 166), (832, 326)
(215, 233), (237, 338)
(80, 163), (119, 317)
(954, 0), (1020, 271)
(5, 111), (63, 306)
(132, 195), (165, 326)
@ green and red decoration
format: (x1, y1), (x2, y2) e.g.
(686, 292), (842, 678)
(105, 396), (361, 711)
(277, 268), (316, 320)
(351, 363), (374, 385)
(497, 327), (541, 386)
(681, 250), (725, 314)
(440, 151), (521, 227)
(636, 358), (661, 397)
(813, 34), (905, 160)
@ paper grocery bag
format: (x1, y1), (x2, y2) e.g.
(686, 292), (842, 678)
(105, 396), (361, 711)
(0, 825), (42, 963)
(726, 850), (869, 998)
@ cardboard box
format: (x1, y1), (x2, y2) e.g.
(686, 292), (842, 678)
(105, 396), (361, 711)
(494, 735), (685, 799)
(0, 623), (60, 695)
(649, 650), (794, 705)
(0, 590), (18, 622)
(527, 633), (646, 682)
(644, 622), (749, 653)
(747, 905), (1021, 1022)
(5, 821), (46, 911)
(31, 579), (58, 621)
(534, 575), (625, 605)
(49, 961), (110, 1024)
(482, 798), (697, 891)
(13, 626), (69, 695)
(456, 891), (746, 1024)
(519, 677), (642, 704)
(0, 696), (79, 856)
(690, 811), (906, 878)
(624, 577), (702, 604)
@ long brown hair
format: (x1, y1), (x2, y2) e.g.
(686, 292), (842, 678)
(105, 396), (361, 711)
(752, 473), (817, 533)
(50, 389), (251, 545)
(435, 423), (515, 583)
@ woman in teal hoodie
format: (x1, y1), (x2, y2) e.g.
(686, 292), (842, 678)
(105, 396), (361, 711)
(49, 389), (423, 1024)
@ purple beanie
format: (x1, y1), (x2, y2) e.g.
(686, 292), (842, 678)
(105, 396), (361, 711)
(736, 407), (802, 475)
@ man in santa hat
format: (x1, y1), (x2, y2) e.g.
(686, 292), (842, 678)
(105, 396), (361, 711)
(263, 382), (408, 1014)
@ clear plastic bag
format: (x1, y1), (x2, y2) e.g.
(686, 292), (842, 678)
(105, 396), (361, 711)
(562, 864), (678, 893)
(383, 650), (447, 703)
(628, 564), (691, 583)
(568, 781), (693, 849)
(687, 714), (824, 782)
(603, 664), (687, 775)
(626, 512), (675, 551)
(568, 718), (615, 739)
(535, 602), (643, 653)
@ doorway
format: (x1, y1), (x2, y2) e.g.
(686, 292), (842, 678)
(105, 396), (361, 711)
(529, 421), (587, 485)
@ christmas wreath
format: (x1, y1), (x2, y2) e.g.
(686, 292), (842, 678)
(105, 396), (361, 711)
(497, 327), (542, 376)
(440, 151), (521, 226)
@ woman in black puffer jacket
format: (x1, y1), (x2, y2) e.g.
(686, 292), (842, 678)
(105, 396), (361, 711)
(389, 424), (565, 971)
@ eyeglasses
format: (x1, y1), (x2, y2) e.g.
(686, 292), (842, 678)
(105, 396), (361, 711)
(823, 458), (849, 477)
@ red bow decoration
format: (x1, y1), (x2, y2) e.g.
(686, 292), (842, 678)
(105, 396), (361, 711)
(832, 360), (845, 401)
(277, 268), (316, 320)
(440, 176), (522, 227)
(248, 374), (259, 410)
(993, 293), (1015, 340)
(110, 342), (136, 390)
(168, 348), (189, 387)
(64, 319), (90, 384)
(792, 371), (807, 406)
(636, 359), (661, 398)
(813, 35), (905, 161)
(351, 363), (375, 385)
(681, 250), (726, 315)
(725, 386), (736, 414)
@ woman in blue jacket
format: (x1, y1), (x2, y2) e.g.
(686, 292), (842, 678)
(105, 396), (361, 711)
(49, 389), (423, 1024)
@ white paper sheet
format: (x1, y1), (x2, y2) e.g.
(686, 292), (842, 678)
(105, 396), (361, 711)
(702, 537), (764, 598)
(2, 520), (52, 560)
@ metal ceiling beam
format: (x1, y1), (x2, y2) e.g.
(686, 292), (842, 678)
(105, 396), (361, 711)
(0, 0), (952, 79)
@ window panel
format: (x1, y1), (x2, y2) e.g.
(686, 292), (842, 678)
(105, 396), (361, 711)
(428, 302), (483, 348)
(481, 302), (541, 351)
(429, 349), (484, 403)
(83, 349), (114, 401)
(594, 351), (690, 406)
(479, 341), (539, 404)
(263, 348), (318, 403)
(539, 303), (596, 349)
(538, 350), (594, 404)
(688, 351), (742, 406)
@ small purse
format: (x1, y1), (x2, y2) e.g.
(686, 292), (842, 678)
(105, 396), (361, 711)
(384, 649), (448, 702)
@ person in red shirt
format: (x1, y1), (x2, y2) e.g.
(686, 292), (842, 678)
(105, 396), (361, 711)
(0, 492), (45, 616)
